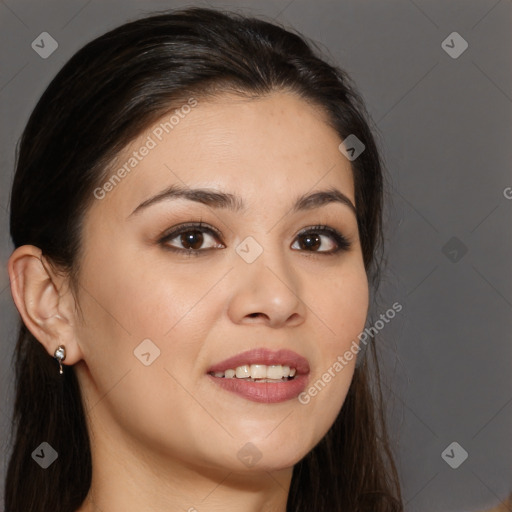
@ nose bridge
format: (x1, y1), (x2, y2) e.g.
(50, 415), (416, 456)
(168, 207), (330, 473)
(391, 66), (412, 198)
(228, 231), (306, 326)
(235, 229), (290, 283)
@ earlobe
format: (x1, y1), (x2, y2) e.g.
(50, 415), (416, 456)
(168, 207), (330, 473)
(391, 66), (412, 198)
(7, 245), (83, 368)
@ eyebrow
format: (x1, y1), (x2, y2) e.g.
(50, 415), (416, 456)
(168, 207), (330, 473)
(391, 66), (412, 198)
(128, 184), (357, 218)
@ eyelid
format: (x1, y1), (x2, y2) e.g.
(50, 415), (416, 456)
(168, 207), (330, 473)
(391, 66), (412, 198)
(159, 221), (222, 239)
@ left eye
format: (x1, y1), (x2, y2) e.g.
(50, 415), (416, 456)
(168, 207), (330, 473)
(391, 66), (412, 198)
(292, 225), (351, 254)
(292, 231), (336, 252)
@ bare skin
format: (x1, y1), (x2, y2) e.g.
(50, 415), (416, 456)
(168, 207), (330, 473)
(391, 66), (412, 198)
(9, 91), (369, 512)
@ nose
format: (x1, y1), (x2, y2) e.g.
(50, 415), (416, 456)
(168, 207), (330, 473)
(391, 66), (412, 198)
(226, 243), (307, 329)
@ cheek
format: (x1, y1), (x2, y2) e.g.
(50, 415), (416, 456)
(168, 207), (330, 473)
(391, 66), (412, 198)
(80, 239), (222, 340)
(311, 262), (369, 346)
(294, 262), (368, 435)
(327, 264), (369, 377)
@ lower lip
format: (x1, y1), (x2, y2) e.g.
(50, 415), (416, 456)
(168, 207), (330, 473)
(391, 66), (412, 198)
(207, 374), (309, 403)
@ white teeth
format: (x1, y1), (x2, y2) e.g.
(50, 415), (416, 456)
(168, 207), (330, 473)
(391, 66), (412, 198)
(250, 364), (267, 379)
(211, 364), (297, 380)
(266, 365), (283, 379)
(235, 365), (250, 378)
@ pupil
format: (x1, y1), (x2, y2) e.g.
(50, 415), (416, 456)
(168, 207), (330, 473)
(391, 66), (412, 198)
(301, 233), (320, 251)
(182, 231), (203, 250)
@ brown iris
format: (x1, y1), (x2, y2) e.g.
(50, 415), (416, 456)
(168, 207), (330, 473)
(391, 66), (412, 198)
(180, 231), (204, 250)
(298, 232), (321, 251)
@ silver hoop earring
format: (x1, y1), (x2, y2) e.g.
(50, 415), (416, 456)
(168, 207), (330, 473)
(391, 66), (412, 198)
(53, 345), (66, 375)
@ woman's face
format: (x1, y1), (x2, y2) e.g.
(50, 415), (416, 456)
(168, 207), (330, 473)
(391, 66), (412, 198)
(72, 91), (369, 476)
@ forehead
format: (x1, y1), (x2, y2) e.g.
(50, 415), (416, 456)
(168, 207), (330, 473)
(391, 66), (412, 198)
(91, 91), (355, 219)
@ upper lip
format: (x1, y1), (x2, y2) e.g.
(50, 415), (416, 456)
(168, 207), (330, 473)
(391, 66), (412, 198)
(207, 348), (310, 375)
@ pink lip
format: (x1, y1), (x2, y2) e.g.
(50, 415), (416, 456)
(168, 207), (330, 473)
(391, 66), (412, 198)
(207, 374), (309, 403)
(207, 348), (310, 375)
(206, 348), (310, 404)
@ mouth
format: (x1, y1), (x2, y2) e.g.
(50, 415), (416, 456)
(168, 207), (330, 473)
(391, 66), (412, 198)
(206, 348), (310, 403)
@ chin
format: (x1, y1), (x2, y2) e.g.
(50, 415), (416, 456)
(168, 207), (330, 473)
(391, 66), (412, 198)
(235, 440), (313, 473)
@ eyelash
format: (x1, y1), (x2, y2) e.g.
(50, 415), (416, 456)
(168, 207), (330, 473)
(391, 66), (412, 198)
(158, 221), (352, 257)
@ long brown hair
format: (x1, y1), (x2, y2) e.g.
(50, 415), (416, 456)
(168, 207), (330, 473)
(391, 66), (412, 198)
(5, 7), (402, 511)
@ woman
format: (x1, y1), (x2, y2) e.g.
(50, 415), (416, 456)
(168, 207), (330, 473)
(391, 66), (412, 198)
(5, 7), (403, 511)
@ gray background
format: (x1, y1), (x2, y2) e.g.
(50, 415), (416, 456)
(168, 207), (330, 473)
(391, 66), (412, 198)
(0, 1), (511, 510)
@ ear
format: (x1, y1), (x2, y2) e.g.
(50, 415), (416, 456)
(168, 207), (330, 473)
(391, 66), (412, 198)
(7, 245), (84, 368)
